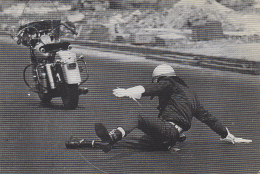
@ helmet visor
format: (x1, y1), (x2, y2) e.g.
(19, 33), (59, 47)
(152, 72), (176, 83)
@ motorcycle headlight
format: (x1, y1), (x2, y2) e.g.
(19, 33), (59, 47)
(40, 47), (46, 53)
(40, 35), (52, 44)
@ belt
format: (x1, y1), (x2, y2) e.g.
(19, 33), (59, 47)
(169, 122), (183, 134)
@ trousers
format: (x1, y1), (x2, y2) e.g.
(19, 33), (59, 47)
(137, 114), (180, 150)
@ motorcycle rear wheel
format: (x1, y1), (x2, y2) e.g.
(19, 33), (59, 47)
(61, 84), (79, 110)
(38, 93), (52, 103)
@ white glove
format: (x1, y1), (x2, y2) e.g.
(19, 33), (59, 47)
(113, 85), (145, 99)
(220, 128), (252, 144)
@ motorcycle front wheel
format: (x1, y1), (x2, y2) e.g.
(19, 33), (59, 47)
(37, 79), (52, 104)
(61, 83), (79, 110)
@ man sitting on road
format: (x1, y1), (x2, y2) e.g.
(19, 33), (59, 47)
(95, 64), (252, 152)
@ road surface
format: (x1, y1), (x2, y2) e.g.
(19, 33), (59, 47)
(0, 38), (259, 173)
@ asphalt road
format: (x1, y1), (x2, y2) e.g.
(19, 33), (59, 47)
(0, 38), (259, 173)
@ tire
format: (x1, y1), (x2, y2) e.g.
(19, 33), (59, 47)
(61, 83), (79, 110)
(37, 79), (52, 103)
(38, 93), (52, 103)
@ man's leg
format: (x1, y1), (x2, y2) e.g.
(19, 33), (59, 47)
(137, 114), (180, 150)
(95, 117), (139, 152)
(95, 114), (180, 152)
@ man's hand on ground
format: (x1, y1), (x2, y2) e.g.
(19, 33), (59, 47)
(220, 128), (252, 144)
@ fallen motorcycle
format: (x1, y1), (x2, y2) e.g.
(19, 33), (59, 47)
(13, 20), (89, 109)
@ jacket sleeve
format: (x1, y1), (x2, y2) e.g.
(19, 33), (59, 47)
(193, 98), (228, 138)
(142, 80), (173, 97)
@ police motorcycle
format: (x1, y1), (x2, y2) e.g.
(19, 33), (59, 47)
(13, 20), (89, 109)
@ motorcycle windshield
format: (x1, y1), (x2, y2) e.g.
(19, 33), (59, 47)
(3, 0), (74, 37)
(19, 0), (65, 26)
(18, 0), (64, 37)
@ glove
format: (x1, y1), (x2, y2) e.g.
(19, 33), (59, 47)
(113, 85), (145, 99)
(220, 128), (252, 144)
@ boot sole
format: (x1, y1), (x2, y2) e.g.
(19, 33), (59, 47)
(94, 123), (112, 152)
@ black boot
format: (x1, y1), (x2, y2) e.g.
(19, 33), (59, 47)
(178, 133), (186, 142)
(95, 123), (124, 152)
(65, 136), (95, 149)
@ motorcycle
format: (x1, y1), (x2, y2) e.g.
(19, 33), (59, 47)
(12, 20), (89, 109)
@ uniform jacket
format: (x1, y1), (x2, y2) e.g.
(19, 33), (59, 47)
(142, 76), (228, 138)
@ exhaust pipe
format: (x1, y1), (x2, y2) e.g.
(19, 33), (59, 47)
(46, 64), (55, 89)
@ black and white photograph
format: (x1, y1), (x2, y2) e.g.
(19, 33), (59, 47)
(0, 0), (259, 173)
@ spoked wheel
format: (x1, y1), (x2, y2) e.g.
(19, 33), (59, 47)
(61, 83), (79, 110)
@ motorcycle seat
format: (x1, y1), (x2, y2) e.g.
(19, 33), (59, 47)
(39, 42), (71, 53)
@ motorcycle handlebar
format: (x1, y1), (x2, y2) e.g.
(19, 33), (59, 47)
(13, 22), (78, 45)
(49, 22), (78, 35)
(62, 23), (78, 35)
(16, 22), (77, 37)
(12, 26), (39, 45)
(16, 26), (39, 37)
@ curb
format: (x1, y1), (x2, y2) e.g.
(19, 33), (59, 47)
(65, 38), (260, 75)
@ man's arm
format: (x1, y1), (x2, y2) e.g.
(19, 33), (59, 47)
(142, 80), (172, 97)
(194, 103), (252, 144)
(113, 80), (172, 99)
(194, 105), (228, 138)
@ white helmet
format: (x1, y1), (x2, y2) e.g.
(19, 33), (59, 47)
(152, 64), (176, 82)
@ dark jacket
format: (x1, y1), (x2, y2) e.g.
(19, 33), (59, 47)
(142, 76), (228, 138)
